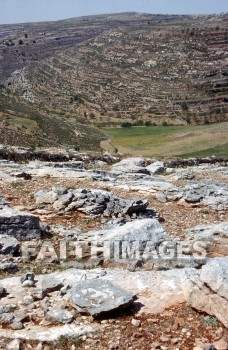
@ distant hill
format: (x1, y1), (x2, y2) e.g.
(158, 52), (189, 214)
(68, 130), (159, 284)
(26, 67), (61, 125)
(0, 12), (227, 148)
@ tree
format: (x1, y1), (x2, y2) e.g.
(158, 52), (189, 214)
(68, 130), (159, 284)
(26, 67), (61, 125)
(18, 39), (24, 45)
(133, 119), (144, 126)
(204, 117), (210, 124)
(186, 116), (191, 124)
(121, 122), (132, 128)
(181, 102), (189, 110)
(145, 121), (152, 127)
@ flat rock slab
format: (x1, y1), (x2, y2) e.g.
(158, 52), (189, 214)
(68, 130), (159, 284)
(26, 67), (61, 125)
(71, 279), (135, 316)
(0, 324), (94, 342)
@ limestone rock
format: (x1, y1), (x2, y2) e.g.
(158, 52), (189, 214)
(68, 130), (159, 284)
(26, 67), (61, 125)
(71, 279), (135, 316)
(7, 339), (20, 350)
(185, 257), (228, 328)
(146, 161), (165, 175)
(0, 194), (41, 240)
(0, 235), (20, 255)
(45, 307), (74, 324)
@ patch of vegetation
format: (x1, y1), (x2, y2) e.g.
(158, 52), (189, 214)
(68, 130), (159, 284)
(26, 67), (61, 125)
(201, 315), (219, 327)
(104, 122), (228, 158)
(179, 142), (228, 158)
(54, 335), (82, 348)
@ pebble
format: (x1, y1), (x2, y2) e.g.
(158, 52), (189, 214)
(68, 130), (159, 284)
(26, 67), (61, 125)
(35, 344), (43, 350)
(131, 318), (141, 327)
(160, 336), (170, 342)
(108, 341), (119, 349)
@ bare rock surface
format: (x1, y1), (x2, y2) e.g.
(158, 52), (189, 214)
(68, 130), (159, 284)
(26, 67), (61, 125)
(185, 222), (228, 257)
(0, 324), (94, 342)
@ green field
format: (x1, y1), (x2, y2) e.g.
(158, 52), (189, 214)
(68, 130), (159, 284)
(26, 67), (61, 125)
(103, 122), (228, 158)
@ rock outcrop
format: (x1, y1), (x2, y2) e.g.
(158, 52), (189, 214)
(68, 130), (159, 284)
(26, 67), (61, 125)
(0, 193), (41, 241)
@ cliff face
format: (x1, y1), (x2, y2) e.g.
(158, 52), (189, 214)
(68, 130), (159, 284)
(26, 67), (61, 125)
(0, 13), (227, 147)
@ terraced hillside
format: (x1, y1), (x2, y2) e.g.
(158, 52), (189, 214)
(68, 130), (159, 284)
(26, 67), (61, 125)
(0, 12), (227, 147)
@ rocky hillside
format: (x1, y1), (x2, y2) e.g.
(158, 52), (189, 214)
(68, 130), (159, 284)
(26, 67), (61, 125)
(0, 12), (227, 147)
(0, 151), (227, 349)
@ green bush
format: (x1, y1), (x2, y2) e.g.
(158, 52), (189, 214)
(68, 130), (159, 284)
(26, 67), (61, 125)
(121, 122), (132, 128)
(74, 144), (80, 152)
(133, 120), (144, 126)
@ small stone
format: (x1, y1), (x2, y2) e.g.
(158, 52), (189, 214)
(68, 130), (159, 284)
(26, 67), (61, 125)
(175, 317), (185, 327)
(108, 341), (119, 349)
(35, 344), (43, 350)
(22, 280), (35, 287)
(45, 307), (74, 324)
(160, 336), (170, 342)
(131, 318), (141, 327)
(10, 321), (24, 330)
(181, 328), (188, 333)
(0, 312), (14, 324)
(23, 295), (34, 305)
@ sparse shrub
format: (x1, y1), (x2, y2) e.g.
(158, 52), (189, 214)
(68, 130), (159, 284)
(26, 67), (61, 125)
(18, 39), (24, 45)
(201, 315), (218, 327)
(133, 119), (144, 126)
(90, 112), (96, 119)
(29, 144), (36, 152)
(55, 335), (82, 348)
(204, 117), (210, 124)
(74, 144), (80, 152)
(162, 121), (168, 126)
(145, 121), (152, 126)
(186, 116), (191, 124)
(181, 102), (189, 110)
(113, 105), (119, 111)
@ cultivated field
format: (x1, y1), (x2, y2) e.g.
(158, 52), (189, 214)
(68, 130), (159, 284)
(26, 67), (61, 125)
(103, 121), (228, 158)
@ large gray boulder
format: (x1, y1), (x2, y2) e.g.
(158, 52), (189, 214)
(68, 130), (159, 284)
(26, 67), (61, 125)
(200, 258), (228, 300)
(0, 193), (41, 241)
(0, 235), (20, 255)
(185, 222), (228, 257)
(111, 157), (148, 174)
(146, 161), (165, 175)
(182, 180), (228, 211)
(184, 257), (228, 328)
(71, 279), (135, 316)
